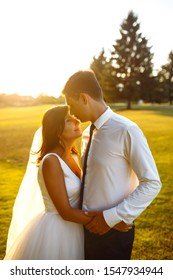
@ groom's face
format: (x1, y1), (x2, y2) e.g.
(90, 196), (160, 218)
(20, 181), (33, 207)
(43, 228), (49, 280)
(65, 95), (89, 122)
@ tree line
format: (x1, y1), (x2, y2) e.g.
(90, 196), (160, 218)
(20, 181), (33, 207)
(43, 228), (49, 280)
(0, 11), (172, 109)
(0, 93), (65, 107)
(90, 11), (173, 109)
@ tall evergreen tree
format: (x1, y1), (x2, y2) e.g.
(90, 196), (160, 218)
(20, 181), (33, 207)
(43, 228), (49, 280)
(111, 11), (153, 109)
(157, 51), (173, 105)
(90, 49), (117, 102)
(90, 49), (107, 89)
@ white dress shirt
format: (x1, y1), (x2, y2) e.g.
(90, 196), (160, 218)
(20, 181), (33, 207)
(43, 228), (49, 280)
(81, 107), (161, 227)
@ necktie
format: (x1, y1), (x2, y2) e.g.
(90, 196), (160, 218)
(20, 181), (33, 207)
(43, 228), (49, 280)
(79, 123), (95, 208)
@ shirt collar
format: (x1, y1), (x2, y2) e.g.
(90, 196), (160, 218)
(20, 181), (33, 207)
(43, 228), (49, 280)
(93, 107), (113, 129)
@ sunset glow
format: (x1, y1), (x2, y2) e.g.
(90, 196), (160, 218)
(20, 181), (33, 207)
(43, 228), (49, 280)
(0, 0), (172, 97)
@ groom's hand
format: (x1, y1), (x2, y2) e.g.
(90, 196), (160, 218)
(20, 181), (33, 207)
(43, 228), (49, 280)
(113, 221), (134, 232)
(84, 211), (110, 235)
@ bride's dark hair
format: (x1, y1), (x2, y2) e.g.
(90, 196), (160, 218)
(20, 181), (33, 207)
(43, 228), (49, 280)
(37, 105), (78, 163)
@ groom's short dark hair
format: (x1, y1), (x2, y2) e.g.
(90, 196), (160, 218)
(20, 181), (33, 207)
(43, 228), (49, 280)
(62, 70), (102, 100)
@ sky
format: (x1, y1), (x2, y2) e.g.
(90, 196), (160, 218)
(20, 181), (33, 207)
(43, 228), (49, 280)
(0, 0), (173, 97)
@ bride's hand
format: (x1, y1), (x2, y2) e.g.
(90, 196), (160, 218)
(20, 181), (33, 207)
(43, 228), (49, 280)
(84, 211), (110, 235)
(83, 211), (97, 224)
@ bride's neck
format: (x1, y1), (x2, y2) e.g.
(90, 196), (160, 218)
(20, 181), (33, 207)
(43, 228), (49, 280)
(53, 143), (73, 159)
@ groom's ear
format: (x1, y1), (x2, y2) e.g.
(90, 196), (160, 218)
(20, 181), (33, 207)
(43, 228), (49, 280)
(79, 93), (88, 105)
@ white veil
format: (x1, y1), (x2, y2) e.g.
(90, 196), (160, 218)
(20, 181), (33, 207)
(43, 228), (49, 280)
(5, 127), (45, 255)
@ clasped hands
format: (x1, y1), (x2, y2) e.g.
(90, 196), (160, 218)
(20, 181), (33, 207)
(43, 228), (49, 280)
(84, 211), (133, 235)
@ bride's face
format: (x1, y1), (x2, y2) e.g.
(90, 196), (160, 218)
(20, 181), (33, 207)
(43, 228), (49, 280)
(61, 114), (82, 141)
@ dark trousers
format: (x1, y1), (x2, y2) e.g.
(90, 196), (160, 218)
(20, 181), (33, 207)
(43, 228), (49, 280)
(84, 226), (135, 260)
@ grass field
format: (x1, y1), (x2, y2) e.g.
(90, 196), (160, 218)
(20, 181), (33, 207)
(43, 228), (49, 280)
(0, 104), (173, 260)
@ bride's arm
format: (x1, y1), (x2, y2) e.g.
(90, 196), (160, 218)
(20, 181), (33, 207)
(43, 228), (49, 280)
(42, 155), (93, 224)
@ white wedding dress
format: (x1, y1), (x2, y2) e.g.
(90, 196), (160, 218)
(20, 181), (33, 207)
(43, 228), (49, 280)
(4, 153), (84, 260)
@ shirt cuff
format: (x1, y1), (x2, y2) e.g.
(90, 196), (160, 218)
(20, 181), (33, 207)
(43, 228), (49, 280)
(103, 207), (121, 228)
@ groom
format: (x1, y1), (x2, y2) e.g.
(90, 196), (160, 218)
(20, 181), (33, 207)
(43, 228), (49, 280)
(62, 70), (161, 260)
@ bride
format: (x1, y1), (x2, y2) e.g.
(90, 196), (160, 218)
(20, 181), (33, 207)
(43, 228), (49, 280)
(4, 105), (94, 260)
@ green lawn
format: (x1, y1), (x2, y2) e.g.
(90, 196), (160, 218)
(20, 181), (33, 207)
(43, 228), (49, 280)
(0, 104), (173, 259)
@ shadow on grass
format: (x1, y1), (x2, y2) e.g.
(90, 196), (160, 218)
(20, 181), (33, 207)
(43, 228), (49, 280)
(109, 103), (173, 117)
